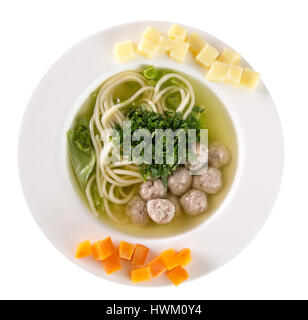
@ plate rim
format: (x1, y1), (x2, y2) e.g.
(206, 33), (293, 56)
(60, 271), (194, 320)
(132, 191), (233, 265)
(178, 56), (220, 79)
(18, 20), (284, 286)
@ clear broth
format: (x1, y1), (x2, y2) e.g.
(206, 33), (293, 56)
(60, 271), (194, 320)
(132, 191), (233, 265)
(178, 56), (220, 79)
(69, 69), (238, 238)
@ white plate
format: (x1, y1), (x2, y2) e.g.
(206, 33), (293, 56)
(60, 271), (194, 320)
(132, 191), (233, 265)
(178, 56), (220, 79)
(18, 21), (284, 286)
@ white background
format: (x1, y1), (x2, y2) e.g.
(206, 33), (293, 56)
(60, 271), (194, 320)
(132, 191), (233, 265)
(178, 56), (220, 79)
(0, 0), (307, 300)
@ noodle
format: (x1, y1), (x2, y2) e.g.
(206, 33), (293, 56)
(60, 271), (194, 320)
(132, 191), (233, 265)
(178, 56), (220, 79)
(86, 69), (196, 222)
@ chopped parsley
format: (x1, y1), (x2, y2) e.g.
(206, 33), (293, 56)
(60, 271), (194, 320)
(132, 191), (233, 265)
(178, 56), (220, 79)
(113, 106), (205, 186)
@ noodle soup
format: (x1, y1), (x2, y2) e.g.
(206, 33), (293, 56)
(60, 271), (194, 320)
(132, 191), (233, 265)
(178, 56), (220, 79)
(67, 66), (238, 238)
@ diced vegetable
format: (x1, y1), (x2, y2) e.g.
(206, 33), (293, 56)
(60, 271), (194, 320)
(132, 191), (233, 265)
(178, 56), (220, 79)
(160, 248), (179, 270)
(206, 61), (230, 82)
(176, 248), (191, 267)
(158, 36), (175, 53)
(102, 254), (122, 274)
(167, 266), (189, 286)
(113, 40), (135, 63)
(196, 44), (219, 69)
(187, 32), (206, 55)
(75, 240), (92, 259)
(131, 267), (152, 283)
(92, 237), (115, 261)
(111, 23), (260, 90)
(217, 48), (241, 65)
(75, 236), (192, 286)
(169, 40), (190, 63)
(148, 255), (167, 278)
(168, 24), (188, 41)
(240, 68), (261, 89)
(142, 26), (161, 44)
(137, 38), (159, 58)
(92, 242), (105, 261)
(225, 65), (243, 86)
(131, 244), (149, 265)
(118, 241), (135, 260)
(100, 237), (115, 259)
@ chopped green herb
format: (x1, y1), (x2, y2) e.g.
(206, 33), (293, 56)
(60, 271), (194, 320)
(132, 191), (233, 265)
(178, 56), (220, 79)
(113, 108), (203, 186)
(193, 106), (205, 113)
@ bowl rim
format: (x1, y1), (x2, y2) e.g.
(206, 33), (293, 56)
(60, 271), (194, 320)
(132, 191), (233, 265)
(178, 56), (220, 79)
(65, 60), (242, 241)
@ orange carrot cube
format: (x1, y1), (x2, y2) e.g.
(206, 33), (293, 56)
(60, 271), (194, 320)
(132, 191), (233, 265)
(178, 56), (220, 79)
(100, 236), (115, 259)
(160, 248), (179, 270)
(176, 248), (192, 267)
(118, 241), (135, 260)
(101, 254), (122, 274)
(167, 266), (189, 286)
(148, 255), (167, 278)
(75, 240), (92, 259)
(132, 244), (149, 265)
(131, 266), (152, 283)
(91, 242), (104, 261)
(92, 236), (115, 261)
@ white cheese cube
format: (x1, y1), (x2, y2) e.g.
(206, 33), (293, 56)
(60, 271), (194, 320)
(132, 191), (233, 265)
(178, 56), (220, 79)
(196, 44), (219, 68)
(218, 48), (241, 65)
(168, 24), (188, 41)
(137, 38), (159, 58)
(240, 68), (261, 89)
(113, 40), (135, 63)
(158, 36), (175, 53)
(187, 32), (206, 54)
(142, 26), (161, 44)
(169, 40), (190, 63)
(225, 65), (243, 86)
(206, 61), (231, 82)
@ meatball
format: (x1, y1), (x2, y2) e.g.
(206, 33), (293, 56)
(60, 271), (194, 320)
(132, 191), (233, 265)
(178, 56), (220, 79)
(126, 196), (149, 226)
(208, 142), (230, 168)
(166, 194), (182, 216)
(186, 143), (208, 174)
(168, 167), (192, 196)
(180, 189), (207, 216)
(146, 199), (175, 224)
(193, 167), (222, 194)
(139, 179), (167, 201)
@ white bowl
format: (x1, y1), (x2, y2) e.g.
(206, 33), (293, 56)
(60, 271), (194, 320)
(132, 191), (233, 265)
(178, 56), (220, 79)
(18, 21), (284, 286)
